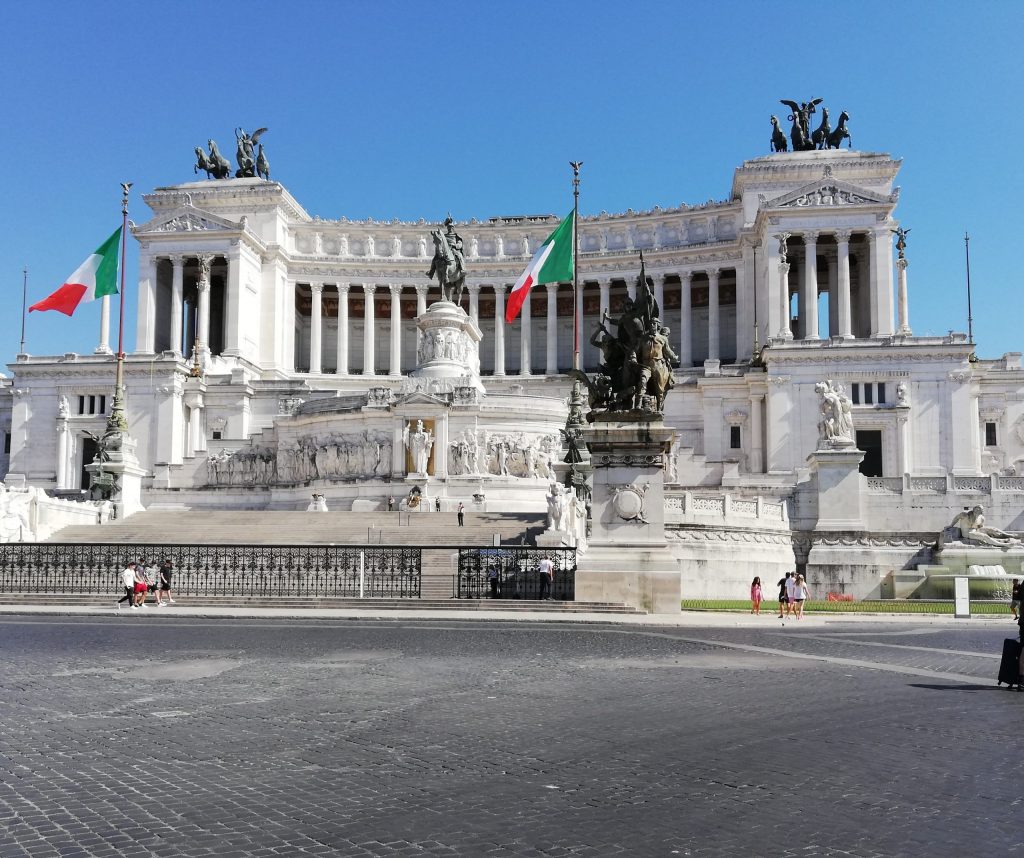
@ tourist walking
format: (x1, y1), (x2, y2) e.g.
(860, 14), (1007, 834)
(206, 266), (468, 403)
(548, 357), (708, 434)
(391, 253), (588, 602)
(777, 572), (792, 618)
(116, 560), (136, 610)
(792, 573), (810, 619)
(435, 496), (441, 512)
(1011, 578), (1020, 620)
(488, 561), (500, 599)
(457, 502), (465, 527)
(155, 559), (175, 606)
(538, 554), (554, 601)
(388, 495), (395, 512)
(750, 576), (763, 615)
(133, 560), (150, 609)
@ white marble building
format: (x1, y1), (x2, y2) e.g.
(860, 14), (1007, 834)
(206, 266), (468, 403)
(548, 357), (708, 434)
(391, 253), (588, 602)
(3, 146), (1023, 598)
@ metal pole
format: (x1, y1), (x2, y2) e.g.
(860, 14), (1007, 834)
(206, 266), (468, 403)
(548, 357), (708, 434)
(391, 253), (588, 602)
(570, 161), (582, 370)
(19, 267), (27, 355)
(107, 182), (133, 433)
(964, 231), (974, 345)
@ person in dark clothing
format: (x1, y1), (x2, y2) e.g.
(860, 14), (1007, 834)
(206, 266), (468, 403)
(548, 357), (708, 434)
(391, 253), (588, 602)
(777, 572), (792, 619)
(457, 502), (465, 526)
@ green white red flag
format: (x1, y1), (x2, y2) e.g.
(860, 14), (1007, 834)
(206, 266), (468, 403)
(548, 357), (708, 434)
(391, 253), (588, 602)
(505, 211), (574, 323)
(29, 227), (122, 316)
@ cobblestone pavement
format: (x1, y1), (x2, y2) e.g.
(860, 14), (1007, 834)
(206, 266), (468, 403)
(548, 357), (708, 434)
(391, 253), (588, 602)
(0, 616), (1019, 857)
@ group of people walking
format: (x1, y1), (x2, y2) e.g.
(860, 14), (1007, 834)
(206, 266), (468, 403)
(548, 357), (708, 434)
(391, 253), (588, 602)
(749, 571), (811, 619)
(116, 559), (175, 610)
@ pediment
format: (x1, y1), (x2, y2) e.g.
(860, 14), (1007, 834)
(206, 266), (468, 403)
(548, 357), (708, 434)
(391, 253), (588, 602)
(133, 205), (241, 235)
(766, 177), (890, 210)
(395, 391), (449, 408)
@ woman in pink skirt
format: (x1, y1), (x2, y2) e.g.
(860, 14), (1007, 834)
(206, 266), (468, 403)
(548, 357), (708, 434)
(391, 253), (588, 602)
(750, 576), (763, 615)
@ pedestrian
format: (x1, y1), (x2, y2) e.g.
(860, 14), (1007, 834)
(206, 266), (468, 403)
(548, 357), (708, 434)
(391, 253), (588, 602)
(750, 576), (763, 615)
(155, 558), (175, 606)
(538, 554), (554, 601)
(133, 559), (150, 609)
(435, 496), (441, 512)
(457, 501), (465, 527)
(388, 495), (395, 512)
(116, 560), (136, 610)
(488, 561), (500, 599)
(784, 572), (798, 617)
(777, 572), (791, 619)
(792, 573), (810, 619)
(1011, 578), (1020, 620)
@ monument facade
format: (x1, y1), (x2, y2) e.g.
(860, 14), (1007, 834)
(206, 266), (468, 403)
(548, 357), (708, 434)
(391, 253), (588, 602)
(3, 108), (1024, 602)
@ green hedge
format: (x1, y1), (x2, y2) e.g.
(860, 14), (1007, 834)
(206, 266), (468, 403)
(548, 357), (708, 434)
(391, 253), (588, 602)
(681, 599), (1013, 615)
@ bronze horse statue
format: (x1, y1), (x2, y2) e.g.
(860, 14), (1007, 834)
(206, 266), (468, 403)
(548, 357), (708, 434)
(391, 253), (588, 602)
(194, 141), (231, 179)
(770, 115), (788, 152)
(827, 111), (852, 149)
(811, 107), (831, 149)
(427, 229), (466, 304)
(256, 144), (271, 180)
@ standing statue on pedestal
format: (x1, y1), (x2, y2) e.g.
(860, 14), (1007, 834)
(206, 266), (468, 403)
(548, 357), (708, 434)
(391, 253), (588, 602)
(892, 227), (910, 260)
(426, 215), (467, 304)
(403, 420), (434, 475)
(234, 127), (267, 178)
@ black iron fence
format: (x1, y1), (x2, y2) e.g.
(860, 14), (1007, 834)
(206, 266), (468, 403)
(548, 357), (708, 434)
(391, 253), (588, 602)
(457, 547), (575, 600)
(0, 544), (422, 598)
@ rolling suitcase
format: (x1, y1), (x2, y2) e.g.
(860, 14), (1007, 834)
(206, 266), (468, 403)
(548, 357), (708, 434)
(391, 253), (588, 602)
(997, 638), (1021, 688)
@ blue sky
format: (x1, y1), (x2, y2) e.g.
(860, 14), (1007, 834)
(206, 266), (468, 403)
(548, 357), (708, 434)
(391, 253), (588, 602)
(2, 1), (1022, 362)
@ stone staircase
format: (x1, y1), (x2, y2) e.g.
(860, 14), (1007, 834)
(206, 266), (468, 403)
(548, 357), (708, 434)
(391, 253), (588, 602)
(32, 510), (641, 614)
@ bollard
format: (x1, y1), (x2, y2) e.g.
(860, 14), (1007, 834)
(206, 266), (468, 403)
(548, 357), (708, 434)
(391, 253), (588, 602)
(953, 576), (970, 619)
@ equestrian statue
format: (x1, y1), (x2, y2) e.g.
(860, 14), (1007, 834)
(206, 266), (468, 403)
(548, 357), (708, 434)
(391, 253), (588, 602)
(426, 215), (467, 304)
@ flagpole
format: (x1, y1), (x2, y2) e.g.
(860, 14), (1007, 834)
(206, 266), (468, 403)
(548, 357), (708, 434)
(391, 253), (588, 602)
(107, 182), (132, 433)
(964, 231), (974, 346)
(19, 267), (28, 355)
(570, 161), (582, 371)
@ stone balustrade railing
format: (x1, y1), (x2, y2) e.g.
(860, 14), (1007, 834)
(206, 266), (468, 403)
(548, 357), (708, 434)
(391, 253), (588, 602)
(865, 474), (1024, 495)
(665, 491), (789, 530)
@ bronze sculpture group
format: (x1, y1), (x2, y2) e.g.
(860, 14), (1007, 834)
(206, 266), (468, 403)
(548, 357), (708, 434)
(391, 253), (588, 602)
(194, 127), (270, 180)
(573, 257), (679, 416)
(426, 215), (467, 303)
(771, 99), (851, 152)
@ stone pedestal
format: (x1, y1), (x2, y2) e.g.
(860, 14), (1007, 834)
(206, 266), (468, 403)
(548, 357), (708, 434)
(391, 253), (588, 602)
(410, 300), (484, 393)
(85, 433), (147, 520)
(575, 414), (681, 614)
(807, 446), (865, 530)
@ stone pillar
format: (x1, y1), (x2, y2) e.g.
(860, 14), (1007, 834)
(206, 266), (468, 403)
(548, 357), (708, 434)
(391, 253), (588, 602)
(336, 284), (350, 375)
(187, 403), (203, 458)
(738, 241), (755, 360)
(309, 281), (323, 374)
(97, 295), (112, 354)
(134, 255), (158, 354)
(626, 277), (636, 301)
(362, 284), (376, 375)
(56, 417), (70, 489)
(896, 257), (911, 335)
(519, 286), (532, 376)
(748, 392), (764, 474)
(389, 284), (402, 376)
(598, 279), (612, 368)
(223, 248), (241, 356)
(170, 255), (184, 355)
(493, 284), (506, 376)
(679, 271), (693, 367)
(654, 274), (666, 320)
(706, 267), (721, 362)
(545, 282), (559, 375)
(808, 447), (866, 530)
(827, 252), (839, 340)
(802, 231), (820, 340)
(776, 260), (793, 341)
(835, 230), (853, 339)
(196, 254), (213, 362)
(869, 228), (895, 337)
(467, 283), (480, 324)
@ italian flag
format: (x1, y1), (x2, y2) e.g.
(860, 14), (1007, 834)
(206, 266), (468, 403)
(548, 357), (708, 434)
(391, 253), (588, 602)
(29, 227), (122, 316)
(505, 211), (574, 323)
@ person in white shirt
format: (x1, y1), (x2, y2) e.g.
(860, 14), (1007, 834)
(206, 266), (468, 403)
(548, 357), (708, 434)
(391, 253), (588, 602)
(792, 573), (811, 619)
(784, 573), (797, 617)
(116, 562), (136, 610)
(538, 555), (554, 601)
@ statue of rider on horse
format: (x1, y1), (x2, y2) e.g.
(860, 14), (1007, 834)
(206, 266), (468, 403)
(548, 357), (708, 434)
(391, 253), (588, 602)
(426, 214), (467, 304)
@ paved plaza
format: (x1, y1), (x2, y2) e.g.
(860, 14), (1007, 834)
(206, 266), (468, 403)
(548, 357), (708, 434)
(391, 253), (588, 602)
(0, 614), (1019, 857)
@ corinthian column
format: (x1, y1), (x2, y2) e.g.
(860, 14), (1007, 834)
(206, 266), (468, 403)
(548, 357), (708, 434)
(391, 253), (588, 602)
(545, 282), (559, 375)
(679, 271), (693, 367)
(170, 255), (184, 355)
(707, 267), (721, 361)
(196, 254), (213, 361)
(467, 283), (480, 323)
(309, 282), (323, 374)
(802, 231), (820, 340)
(336, 284), (350, 374)
(896, 257), (912, 336)
(362, 284), (376, 375)
(835, 230), (853, 340)
(415, 285), (427, 355)
(519, 288), (532, 376)
(493, 284), (506, 376)
(389, 284), (402, 376)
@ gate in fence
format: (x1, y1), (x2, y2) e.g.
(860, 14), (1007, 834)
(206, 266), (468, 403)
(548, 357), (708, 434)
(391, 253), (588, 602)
(0, 544), (422, 598)
(456, 547), (576, 600)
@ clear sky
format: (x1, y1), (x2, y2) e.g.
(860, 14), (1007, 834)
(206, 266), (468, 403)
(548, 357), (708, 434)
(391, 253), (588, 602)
(2, 1), (1022, 363)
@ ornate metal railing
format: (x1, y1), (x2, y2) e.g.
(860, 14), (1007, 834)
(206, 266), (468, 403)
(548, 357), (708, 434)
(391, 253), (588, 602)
(456, 547), (576, 600)
(0, 544), (421, 598)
